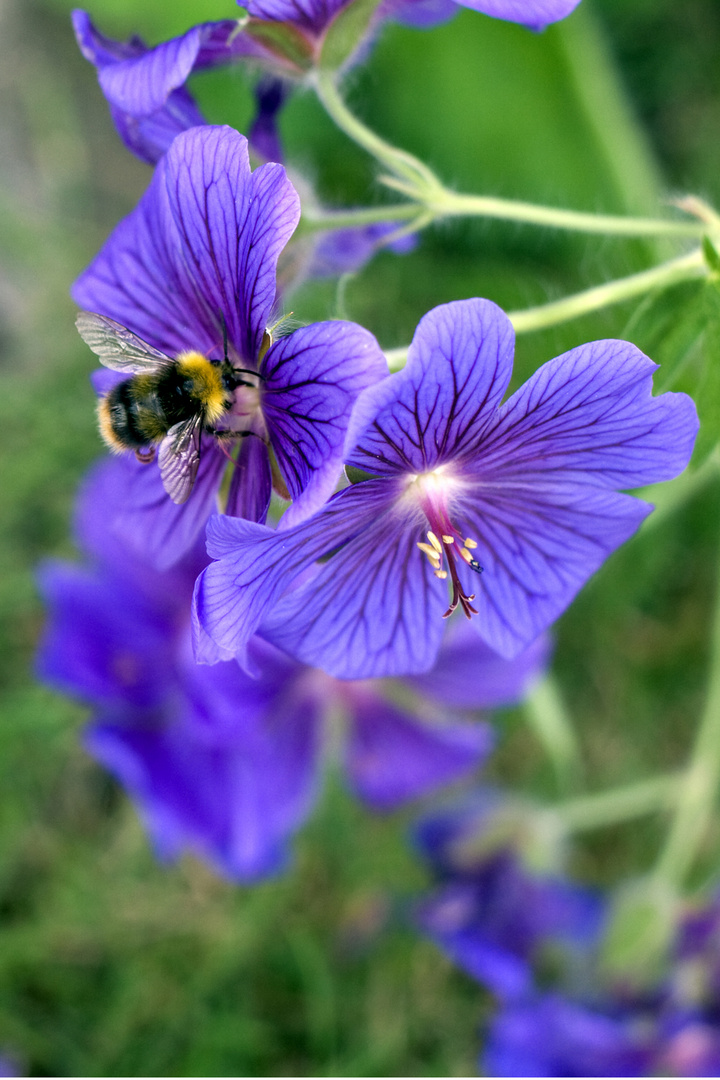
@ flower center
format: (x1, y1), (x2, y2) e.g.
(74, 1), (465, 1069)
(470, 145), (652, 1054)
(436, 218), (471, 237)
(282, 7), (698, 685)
(411, 472), (482, 620)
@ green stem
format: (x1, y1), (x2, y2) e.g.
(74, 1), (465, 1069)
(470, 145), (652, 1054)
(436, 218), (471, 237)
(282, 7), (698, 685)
(423, 190), (703, 239)
(509, 248), (706, 334)
(313, 71), (705, 240)
(382, 249), (707, 367)
(554, 773), (683, 834)
(313, 69), (441, 190)
(300, 203), (419, 232)
(524, 675), (583, 791)
(653, 528), (720, 889)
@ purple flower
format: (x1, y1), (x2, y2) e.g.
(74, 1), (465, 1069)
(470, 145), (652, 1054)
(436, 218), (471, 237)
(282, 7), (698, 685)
(71, 10), (289, 165)
(414, 794), (602, 1000)
(37, 456), (548, 880)
(193, 298), (698, 678)
(72, 0), (582, 163)
(73, 125), (387, 570)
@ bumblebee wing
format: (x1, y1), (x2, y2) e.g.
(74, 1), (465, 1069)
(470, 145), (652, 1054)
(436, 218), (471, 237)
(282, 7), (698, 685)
(76, 311), (173, 374)
(158, 417), (203, 505)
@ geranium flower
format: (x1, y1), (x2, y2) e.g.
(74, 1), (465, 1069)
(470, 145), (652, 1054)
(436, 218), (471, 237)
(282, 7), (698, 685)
(37, 457), (548, 881)
(193, 297), (698, 678)
(414, 793), (602, 1000)
(71, 0), (582, 161)
(72, 124), (387, 569)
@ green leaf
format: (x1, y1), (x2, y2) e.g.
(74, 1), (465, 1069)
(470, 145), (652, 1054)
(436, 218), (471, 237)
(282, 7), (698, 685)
(703, 235), (720, 274)
(319, 0), (384, 72)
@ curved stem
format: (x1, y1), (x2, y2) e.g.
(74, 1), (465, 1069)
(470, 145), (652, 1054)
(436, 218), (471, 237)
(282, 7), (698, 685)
(524, 675), (583, 791)
(553, 773), (683, 834)
(509, 249), (706, 334)
(300, 203), (419, 232)
(313, 71), (705, 240)
(313, 69), (441, 190)
(425, 190), (704, 239)
(382, 249), (707, 366)
(653, 528), (720, 889)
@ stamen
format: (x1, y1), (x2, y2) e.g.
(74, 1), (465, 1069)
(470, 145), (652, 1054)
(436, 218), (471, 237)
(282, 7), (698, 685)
(427, 531), (442, 553)
(434, 569), (448, 579)
(417, 542), (441, 562)
(442, 534), (454, 544)
(459, 547), (474, 565)
(464, 538), (478, 549)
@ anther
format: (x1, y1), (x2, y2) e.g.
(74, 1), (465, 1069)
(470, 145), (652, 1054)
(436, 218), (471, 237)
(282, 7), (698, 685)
(442, 535), (454, 544)
(417, 542), (441, 562)
(434, 570), (448, 579)
(427, 531), (442, 553)
(459, 547), (474, 565)
(464, 538), (478, 549)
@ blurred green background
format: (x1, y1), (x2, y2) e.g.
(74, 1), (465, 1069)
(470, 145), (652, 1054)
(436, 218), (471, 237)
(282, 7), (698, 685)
(2, 0), (720, 1073)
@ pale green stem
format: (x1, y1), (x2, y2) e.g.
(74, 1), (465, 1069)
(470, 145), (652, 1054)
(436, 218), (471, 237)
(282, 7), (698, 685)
(382, 248), (707, 367)
(313, 70), (705, 241)
(553, 773), (683, 834)
(300, 203), (419, 232)
(653, 528), (720, 889)
(524, 675), (583, 790)
(509, 248), (706, 334)
(313, 69), (441, 190)
(420, 190), (704, 240)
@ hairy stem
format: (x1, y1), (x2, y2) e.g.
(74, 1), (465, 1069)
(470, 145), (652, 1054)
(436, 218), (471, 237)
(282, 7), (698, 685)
(509, 249), (706, 334)
(314, 71), (705, 240)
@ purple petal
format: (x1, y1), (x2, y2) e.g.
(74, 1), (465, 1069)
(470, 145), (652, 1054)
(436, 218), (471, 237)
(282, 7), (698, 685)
(381, 0), (459, 28)
(192, 479), (400, 664)
(73, 126), (300, 366)
(85, 674), (322, 881)
(308, 221), (418, 278)
(72, 9), (143, 66)
(225, 434), (273, 524)
(108, 88), (207, 166)
(91, 444), (226, 573)
(94, 21), (266, 116)
(477, 338), (699, 490)
(248, 77), (288, 164)
(36, 561), (176, 711)
(345, 690), (492, 808)
(345, 298), (515, 476)
(262, 320), (387, 528)
(413, 622), (552, 709)
(97, 24), (206, 114)
(454, 0), (582, 29)
(247, 0), (349, 35)
(260, 489), (448, 678)
(456, 482), (653, 658)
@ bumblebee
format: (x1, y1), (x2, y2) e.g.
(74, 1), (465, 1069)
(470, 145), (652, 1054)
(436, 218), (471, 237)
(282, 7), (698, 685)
(76, 311), (258, 504)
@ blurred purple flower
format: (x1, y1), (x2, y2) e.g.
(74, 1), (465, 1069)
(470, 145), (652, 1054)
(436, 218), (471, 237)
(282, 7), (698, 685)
(73, 125), (387, 570)
(37, 457), (548, 881)
(414, 795), (720, 1077)
(194, 297), (698, 678)
(414, 794), (602, 1000)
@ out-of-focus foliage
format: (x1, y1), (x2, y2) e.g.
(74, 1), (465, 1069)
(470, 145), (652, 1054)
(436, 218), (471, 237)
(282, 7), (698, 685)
(1, 0), (720, 1073)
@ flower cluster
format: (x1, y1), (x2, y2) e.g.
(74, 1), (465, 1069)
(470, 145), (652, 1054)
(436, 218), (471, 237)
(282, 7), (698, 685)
(31, 0), (714, 1071)
(415, 798), (720, 1077)
(38, 456), (549, 879)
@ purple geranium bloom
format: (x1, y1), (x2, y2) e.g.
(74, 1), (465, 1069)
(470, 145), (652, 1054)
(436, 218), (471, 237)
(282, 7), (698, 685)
(37, 456), (548, 880)
(73, 125), (387, 569)
(193, 298), (698, 678)
(72, 0), (582, 162)
(414, 794), (602, 1000)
